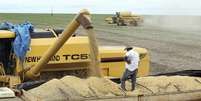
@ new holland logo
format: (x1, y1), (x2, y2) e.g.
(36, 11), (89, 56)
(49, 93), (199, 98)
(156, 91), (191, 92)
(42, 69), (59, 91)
(25, 54), (89, 63)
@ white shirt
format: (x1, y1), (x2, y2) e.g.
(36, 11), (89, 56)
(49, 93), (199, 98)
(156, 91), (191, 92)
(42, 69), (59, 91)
(125, 50), (139, 71)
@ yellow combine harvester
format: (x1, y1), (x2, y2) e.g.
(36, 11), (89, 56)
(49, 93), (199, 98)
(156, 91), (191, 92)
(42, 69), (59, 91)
(0, 9), (149, 88)
(105, 11), (143, 26)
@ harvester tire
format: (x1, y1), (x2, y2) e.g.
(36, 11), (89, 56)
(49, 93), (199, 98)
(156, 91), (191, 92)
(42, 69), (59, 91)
(134, 22), (138, 26)
(117, 22), (120, 26)
(131, 21), (138, 26)
(117, 19), (125, 26)
(112, 16), (117, 23)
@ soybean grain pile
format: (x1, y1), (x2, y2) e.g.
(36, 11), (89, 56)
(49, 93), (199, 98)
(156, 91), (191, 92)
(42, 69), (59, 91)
(28, 76), (201, 101)
(0, 14), (201, 74)
(127, 76), (201, 95)
(28, 76), (124, 101)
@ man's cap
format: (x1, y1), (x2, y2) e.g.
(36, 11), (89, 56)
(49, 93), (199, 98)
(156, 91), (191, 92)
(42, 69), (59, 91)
(124, 46), (133, 51)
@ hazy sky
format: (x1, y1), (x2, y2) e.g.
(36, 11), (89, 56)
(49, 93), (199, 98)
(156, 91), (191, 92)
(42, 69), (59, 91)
(0, 0), (201, 15)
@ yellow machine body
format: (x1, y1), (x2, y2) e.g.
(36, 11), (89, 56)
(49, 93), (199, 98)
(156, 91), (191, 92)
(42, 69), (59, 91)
(104, 17), (114, 24)
(0, 30), (15, 38)
(15, 36), (150, 78)
(119, 11), (132, 17)
(105, 11), (143, 26)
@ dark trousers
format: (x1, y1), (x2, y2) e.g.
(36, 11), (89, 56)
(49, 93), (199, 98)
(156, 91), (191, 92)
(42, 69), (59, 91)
(121, 69), (138, 91)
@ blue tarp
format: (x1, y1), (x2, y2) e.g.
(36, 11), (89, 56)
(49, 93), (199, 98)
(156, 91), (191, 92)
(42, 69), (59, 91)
(0, 22), (34, 63)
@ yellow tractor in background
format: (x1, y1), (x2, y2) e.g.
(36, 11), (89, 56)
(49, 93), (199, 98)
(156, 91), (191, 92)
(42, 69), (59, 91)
(0, 9), (149, 89)
(105, 11), (143, 26)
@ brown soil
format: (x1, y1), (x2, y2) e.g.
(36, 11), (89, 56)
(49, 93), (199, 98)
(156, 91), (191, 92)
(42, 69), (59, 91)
(83, 15), (201, 74)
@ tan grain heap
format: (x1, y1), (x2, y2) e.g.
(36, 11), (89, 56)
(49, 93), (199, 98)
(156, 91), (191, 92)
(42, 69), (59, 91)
(60, 76), (94, 97)
(126, 76), (201, 96)
(28, 75), (201, 101)
(86, 77), (124, 97)
(28, 76), (123, 101)
(28, 79), (81, 101)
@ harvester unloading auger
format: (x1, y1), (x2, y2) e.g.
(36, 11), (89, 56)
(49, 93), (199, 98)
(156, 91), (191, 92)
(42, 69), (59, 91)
(0, 9), (102, 88)
(25, 9), (102, 80)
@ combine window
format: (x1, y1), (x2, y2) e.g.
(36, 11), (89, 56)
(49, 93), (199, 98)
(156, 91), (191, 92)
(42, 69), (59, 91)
(0, 38), (14, 74)
(30, 29), (63, 38)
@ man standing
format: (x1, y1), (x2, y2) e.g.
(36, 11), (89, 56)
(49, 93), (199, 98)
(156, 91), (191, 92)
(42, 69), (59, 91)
(121, 47), (139, 91)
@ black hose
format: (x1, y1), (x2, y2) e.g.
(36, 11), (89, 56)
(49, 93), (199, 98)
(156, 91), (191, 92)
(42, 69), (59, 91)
(16, 80), (46, 90)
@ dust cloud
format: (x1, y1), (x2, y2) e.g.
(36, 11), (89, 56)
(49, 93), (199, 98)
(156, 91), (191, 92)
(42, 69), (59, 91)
(143, 15), (201, 31)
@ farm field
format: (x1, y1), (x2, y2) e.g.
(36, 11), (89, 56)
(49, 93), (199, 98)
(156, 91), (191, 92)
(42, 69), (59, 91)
(0, 13), (201, 74)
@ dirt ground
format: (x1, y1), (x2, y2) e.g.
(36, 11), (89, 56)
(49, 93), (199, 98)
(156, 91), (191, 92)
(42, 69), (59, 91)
(81, 15), (201, 74)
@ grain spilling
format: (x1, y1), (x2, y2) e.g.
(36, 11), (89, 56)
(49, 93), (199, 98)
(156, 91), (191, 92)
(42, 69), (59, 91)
(28, 76), (201, 101)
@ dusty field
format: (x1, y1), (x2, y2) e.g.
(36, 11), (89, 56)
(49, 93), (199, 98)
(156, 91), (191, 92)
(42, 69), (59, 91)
(89, 15), (201, 74)
(0, 14), (201, 74)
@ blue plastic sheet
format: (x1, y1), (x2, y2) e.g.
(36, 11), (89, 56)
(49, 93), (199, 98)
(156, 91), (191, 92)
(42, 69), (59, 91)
(0, 22), (33, 63)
